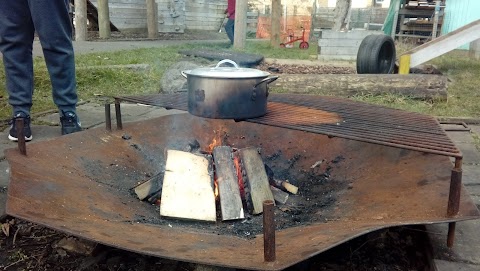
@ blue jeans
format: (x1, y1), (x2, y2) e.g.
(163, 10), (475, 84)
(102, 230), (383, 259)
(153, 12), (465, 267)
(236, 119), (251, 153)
(0, 0), (77, 117)
(225, 19), (235, 44)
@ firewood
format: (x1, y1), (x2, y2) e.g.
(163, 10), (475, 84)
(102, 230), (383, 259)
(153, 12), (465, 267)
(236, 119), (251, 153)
(264, 164), (299, 195)
(133, 173), (163, 201)
(160, 150), (216, 222)
(239, 147), (274, 215)
(270, 74), (448, 101)
(270, 178), (298, 195)
(270, 185), (289, 205)
(213, 146), (245, 221)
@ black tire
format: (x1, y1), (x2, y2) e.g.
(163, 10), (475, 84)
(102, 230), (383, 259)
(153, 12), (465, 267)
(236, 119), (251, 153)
(299, 41), (309, 49)
(356, 34), (396, 74)
(356, 35), (378, 74)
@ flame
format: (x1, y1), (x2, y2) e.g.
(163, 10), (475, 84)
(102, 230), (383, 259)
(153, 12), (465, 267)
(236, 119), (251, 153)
(214, 178), (219, 198)
(208, 138), (219, 153)
(207, 130), (224, 153)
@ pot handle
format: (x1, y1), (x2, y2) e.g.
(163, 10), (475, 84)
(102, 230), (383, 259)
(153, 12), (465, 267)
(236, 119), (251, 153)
(215, 59), (240, 69)
(253, 76), (279, 88)
(180, 70), (188, 78)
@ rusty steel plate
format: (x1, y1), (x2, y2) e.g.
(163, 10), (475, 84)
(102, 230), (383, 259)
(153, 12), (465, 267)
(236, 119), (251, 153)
(5, 113), (480, 271)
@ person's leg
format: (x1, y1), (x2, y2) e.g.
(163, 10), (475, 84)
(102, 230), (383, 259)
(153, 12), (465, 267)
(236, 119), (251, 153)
(225, 19), (235, 44)
(29, 0), (78, 115)
(29, 0), (81, 135)
(0, 0), (35, 117)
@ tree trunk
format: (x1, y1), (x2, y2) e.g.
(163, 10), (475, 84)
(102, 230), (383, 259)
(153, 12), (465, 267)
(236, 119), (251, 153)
(270, 74), (448, 101)
(98, 0), (111, 39)
(146, 0), (158, 39)
(270, 0), (281, 48)
(75, 0), (87, 41)
(333, 0), (352, 31)
(270, 0), (282, 48)
(233, 0), (247, 49)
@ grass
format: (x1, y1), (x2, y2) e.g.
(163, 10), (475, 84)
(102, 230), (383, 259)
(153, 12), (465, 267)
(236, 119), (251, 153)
(0, 38), (479, 122)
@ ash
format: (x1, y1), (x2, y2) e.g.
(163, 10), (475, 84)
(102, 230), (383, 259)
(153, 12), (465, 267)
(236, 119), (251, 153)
(131, 153), (348, 239)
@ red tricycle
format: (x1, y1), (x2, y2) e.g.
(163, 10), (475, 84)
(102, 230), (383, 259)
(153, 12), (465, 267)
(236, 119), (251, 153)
(280, 26), (309, 49)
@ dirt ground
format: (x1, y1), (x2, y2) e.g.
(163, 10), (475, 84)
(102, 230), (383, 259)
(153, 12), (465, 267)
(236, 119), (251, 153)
(0, 217), (431, 271)
(0, 31), (435, 271)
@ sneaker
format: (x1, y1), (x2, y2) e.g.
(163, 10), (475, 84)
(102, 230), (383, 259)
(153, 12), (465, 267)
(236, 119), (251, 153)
(8, 113), (33, 142)
(60, 111), (82, 135)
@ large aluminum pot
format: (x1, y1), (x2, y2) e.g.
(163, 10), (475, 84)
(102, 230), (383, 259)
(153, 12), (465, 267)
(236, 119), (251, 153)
(181, 59), (278, 119)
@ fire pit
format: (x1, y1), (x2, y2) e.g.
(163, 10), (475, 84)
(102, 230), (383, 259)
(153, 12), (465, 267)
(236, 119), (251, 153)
(5, 94), (480, 270)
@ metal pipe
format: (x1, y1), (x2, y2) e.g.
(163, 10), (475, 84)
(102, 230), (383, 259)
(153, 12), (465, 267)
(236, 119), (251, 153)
(15, 118), (26, 156)
(263, 200), (276, 262)
(114, 100), (123, 130)
(447, 166), (462, 216)
(454, 157), (463, 169)
(447, 222), (456, 248)
(105, 104), (112, 131)
(446, 157), (463, 247)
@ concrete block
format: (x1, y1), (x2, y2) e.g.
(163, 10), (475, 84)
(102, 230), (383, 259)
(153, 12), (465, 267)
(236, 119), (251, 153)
(427, 221), (480, 265)
(318, 30), (380, 39)
(445, 131), (475, 144)
(435, 260), (480, 271)
(463, 165), (480, 185)
(456, 143), (480, 165)
(464, 184), (480, 208)
(317, 30), (382, 60)
(0, 160), (10, 188)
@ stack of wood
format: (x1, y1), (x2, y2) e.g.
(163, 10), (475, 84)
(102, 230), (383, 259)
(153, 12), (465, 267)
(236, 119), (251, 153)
(133, 146), (299, 222)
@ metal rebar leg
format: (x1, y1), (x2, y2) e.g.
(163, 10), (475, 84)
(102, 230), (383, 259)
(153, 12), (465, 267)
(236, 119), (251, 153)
(114, 100), (123, 130)
(15, 118), (27, 156)
(263, 200), (276, 262)
(447, 158), (462, 247)
(105, 104), (112, 131)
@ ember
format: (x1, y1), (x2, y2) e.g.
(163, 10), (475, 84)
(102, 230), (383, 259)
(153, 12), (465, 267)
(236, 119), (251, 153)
(129, 130), (349, 235)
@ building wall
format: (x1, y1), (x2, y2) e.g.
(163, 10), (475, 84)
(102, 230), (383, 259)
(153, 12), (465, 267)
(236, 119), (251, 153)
(251, 0), (315, 16)
(320, 0), (390, 8)
(90, 0), (147, 31)
(442, 0), (480, 49)
(90, 0), (226, 32)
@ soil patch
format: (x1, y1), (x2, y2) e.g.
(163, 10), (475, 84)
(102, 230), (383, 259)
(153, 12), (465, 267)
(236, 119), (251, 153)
(86, 30), (227, 41)
(256, 62), (356, 75)
(0, 218), (432, 270)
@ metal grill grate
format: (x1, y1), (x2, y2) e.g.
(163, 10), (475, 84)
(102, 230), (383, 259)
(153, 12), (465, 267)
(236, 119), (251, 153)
(116, 93), (462, 158)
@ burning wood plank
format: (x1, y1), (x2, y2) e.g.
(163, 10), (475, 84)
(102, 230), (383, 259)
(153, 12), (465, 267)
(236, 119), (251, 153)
(160, 150), (216, 222)
(239, 147), (274, 215)
(213, 146), (245, 221)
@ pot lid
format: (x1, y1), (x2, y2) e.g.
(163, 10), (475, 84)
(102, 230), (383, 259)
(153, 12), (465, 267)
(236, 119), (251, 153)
(183, 59), (270, 78)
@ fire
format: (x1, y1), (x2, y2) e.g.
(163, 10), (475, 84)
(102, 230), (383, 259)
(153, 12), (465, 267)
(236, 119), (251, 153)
(208, 138), (219, 153)
(206, 130), (224, 153)
(214, 178), (219, 198)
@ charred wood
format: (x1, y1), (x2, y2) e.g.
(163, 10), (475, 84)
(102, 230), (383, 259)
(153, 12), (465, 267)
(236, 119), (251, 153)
(213, 146), (245, 221)
(239, 148), (274, 215)
(270, 185), (289, 205)
(264, 164), (299, 194)
(133, 172), (164, 201)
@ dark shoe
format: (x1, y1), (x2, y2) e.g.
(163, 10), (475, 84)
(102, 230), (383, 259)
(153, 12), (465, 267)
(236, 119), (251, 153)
(8, 113), (33, 142)
(60, 111), (82, 135)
